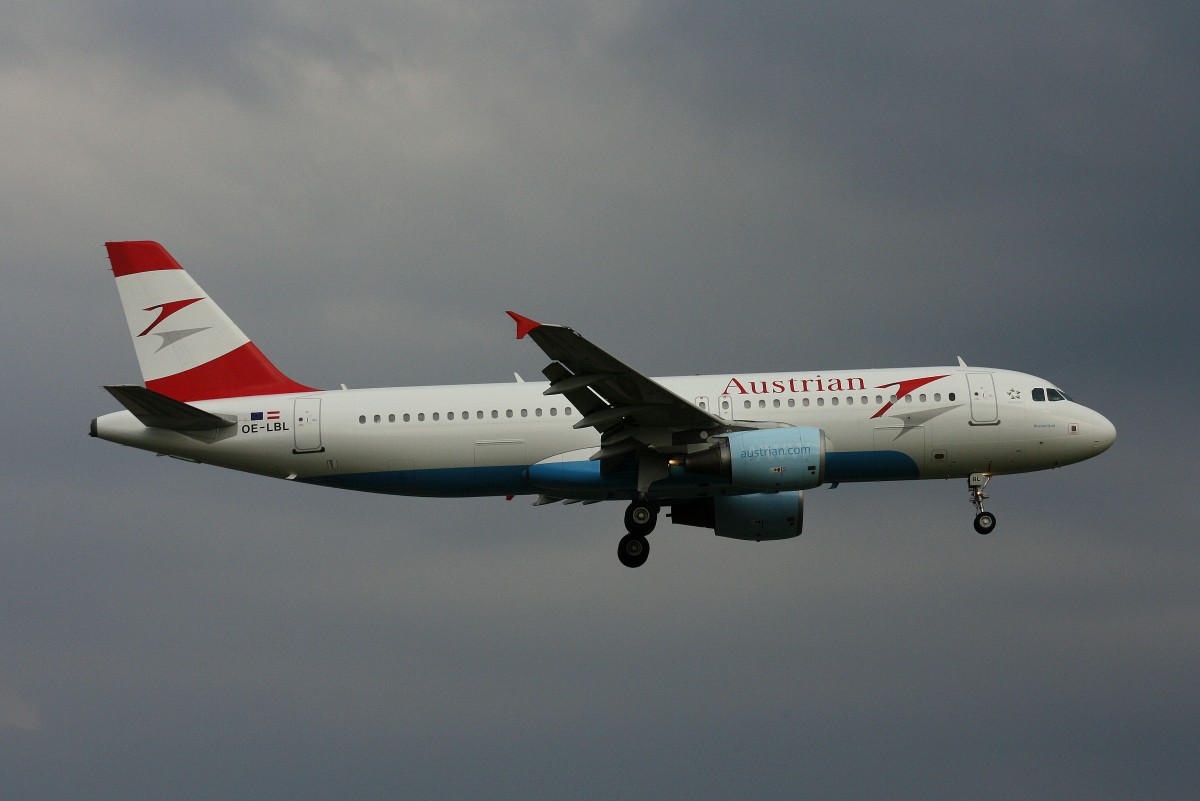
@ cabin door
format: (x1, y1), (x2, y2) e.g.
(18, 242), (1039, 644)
(293, 398), (324, 453)
(966, 373), (999, 425)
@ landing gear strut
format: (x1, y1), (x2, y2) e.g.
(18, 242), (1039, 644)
(618, 500), (657, 567)
(969, 473), (997, 535)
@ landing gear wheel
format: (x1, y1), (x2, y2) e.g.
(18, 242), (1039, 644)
(968, 473), (995, 535)
(617, 533), (650, 568)
(624, 501), (658, 536)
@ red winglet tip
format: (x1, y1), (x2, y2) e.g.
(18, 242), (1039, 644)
(506, 311), (541, 339)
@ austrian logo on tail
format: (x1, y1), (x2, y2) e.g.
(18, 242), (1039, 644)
(137, 297), (205, 337)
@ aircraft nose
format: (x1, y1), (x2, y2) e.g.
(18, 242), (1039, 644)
(1093, 413), (1116, 454)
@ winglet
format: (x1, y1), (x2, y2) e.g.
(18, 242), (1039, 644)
(506, 311), (541, 339)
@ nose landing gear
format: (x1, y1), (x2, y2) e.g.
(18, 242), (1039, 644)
(617, 500), (658, 567)
(969, 473), (996, 534)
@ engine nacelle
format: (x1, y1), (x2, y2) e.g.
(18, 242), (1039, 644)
(684, 427), (826, 491)
(671, 492), (805, 541)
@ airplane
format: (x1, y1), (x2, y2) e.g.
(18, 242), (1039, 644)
(91, 241), (1116, 567)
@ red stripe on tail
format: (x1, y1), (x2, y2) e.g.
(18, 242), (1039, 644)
(107, 241), (184, 277)
(147, 342), (316, 402)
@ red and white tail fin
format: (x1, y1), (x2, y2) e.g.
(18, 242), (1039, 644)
(106, 241), (316, 401)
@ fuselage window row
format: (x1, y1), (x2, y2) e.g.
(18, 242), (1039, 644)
(357, 406), (574, 424)
(740, 392), (955, 411)
(354, 390), (983, 425)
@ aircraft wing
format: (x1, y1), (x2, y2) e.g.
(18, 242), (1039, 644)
(507, 312), (727, 484)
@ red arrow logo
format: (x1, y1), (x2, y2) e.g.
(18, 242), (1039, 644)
(870, 375), (949, 419)
(138, 297), (205, 337)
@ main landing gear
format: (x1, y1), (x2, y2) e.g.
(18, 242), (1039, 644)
(618, 500), (658, 568)
(969, 473), (997, 535)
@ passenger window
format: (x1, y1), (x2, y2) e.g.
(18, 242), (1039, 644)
(520, 409), (528, 417)
(418, 413), (425, 421)
(919, 394), (926, 402)
(388, 414), (396, 423)
(550, 408), (557, 416)
(948, 393), (955, 402)
(432, 413), (439, 421)
(788, 399), (795, 407)
(831, 397), (839, 406)
(1032, 388), (1045, 402)
(448, 412), (455, 420)
(404, 414), (411, 422)
(491, 410), (498, 418)
(506, 410), (513, 418)
(373, 414), (381, 423)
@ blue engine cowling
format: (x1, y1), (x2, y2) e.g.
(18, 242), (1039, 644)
(671, 492), (804, 541)
(684, 427), (826, 491)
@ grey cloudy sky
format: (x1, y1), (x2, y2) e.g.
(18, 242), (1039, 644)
(2, 2), (1197, 799)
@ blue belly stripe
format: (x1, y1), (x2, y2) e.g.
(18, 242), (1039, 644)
(300, 450), (920, 498)
(825, 451), (919, 482)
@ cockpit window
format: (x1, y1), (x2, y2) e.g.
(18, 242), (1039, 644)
(1032, 387), (1072, 402)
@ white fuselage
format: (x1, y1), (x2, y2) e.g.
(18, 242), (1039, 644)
(92, 365), (1116, 502)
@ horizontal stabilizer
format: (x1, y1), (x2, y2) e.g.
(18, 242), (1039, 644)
(104, 385), (236, 432)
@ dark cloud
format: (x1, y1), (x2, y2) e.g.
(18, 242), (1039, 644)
(2, 1), (1197, 799)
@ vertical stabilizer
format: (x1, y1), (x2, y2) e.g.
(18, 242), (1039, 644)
(106, 241), (316, 401)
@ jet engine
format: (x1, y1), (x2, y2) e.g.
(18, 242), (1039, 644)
(684, 427), (826, 491)
(671, 492), (804, 541)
